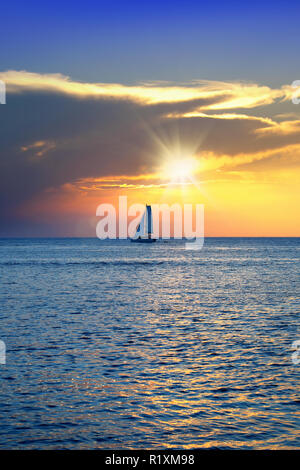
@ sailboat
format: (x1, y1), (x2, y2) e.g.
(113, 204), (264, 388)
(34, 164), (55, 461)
(131, 204), (157, 243)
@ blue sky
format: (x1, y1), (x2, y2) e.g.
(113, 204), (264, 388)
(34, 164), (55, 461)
(1, 1), (299, 85)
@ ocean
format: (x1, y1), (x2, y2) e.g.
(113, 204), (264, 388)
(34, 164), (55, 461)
(0, 237), (299, 449)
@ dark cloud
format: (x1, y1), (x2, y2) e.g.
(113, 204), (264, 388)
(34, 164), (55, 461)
(1, 87), (299, 231)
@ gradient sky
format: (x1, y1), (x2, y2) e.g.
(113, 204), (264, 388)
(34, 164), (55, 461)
(2, 1), (300, 85)
(1, 0), (300, 236)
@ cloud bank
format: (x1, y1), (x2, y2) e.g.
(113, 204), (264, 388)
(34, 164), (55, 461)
(0, 70), (299, 235)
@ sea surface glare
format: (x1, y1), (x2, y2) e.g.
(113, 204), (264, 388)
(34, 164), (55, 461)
(0, 237), (299, 449)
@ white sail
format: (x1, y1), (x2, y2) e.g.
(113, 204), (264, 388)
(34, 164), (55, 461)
(134, 210), (146, 238)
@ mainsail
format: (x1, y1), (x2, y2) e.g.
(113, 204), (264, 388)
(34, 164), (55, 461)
(135, 211), (146, 237)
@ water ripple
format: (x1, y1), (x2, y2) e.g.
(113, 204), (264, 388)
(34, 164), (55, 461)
(0, 237), (299, 449)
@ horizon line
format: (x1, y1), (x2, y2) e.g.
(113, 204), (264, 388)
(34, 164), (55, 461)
(0, 236), (299, 239)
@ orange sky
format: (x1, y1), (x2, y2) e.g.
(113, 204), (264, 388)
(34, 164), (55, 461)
(19, 155), (300, 237)
(1, 71), (300, 236)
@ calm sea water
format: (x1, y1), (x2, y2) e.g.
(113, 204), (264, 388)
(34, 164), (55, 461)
(0, 237), (299, 449)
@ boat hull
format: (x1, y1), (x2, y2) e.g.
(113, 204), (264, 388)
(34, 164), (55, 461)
(131, 238), (156, 243)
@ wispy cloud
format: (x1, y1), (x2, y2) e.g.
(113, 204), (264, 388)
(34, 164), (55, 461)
(0, 70), (287, 110)
(20, 140), (56, 159)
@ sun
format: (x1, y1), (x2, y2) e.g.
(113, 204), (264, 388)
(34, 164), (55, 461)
(162, 157), (199, 184)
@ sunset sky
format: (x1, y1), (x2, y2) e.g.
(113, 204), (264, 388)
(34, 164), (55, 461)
(1, 0), (300, 236)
